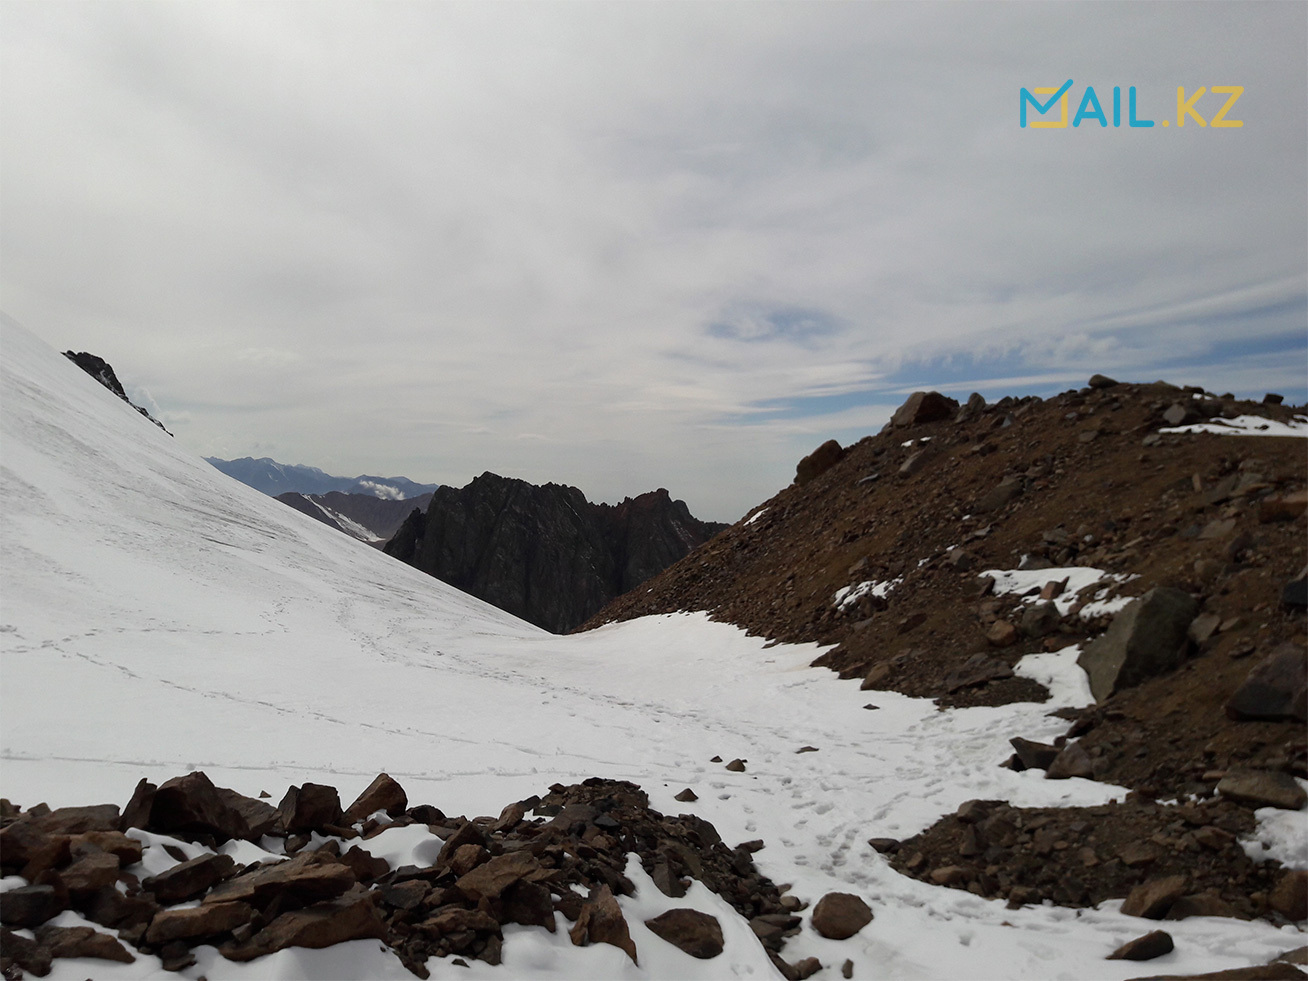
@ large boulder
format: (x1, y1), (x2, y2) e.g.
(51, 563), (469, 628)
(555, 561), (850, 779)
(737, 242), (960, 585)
(150, 772), (259, 842)
(795, 440), (845, 486)
(344, 773), (408, 823)
(810, 892), (873, 939)
(276, 783), (344, 834)
(891, 391), (958, 428)
(644, 909), (724, 959)
(1076, 588), (1199, 702)
(1217, 771), (1307, 811)
(1226, 643), (1307, 723)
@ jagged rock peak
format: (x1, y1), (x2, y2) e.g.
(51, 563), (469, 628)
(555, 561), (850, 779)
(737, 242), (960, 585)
(63, 351), (171, 435)
(384, 472), (725, 633)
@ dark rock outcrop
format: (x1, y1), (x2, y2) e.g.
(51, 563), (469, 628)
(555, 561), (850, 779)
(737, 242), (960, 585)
(63, 351), (170, 434)
(384, 473), (725, 633)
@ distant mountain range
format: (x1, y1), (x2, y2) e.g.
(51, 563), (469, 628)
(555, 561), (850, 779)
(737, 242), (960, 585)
(205, 456), (440, 500)
(276, 490), (435, 546)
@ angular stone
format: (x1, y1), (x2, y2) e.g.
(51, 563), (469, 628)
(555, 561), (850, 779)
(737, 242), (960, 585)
(339, 844), (390, 883)
(796, 440), (845, 485)
(68, 831), (142, 867)
(1166, 892), (1239, 920)
(1121, 875), (1188, 919)
(1, 926), (52, 976)
(455, 850), (543, 902)
(152, 772), (256, 842)
(143, 851), (236, 904)
(1260, 491), (1308, 523)
(120, 778), (157, 832)
(1077, 587), (1199, 702)
(1088, 374), (1118, 389)
(501, 879), (557, 932)
(204, 849), (356, 908)
(1162, 403), (1199, 426)
(0, 885), (62, 928)
(1020, 601), (1062, 638)
(1040, 578), (1069, 600)
(674, 788), (698, 802)
(1188, 612), (1222, 646)
(1271, 870), (1308, 921)
(975, 477), (1024, 513)
(944, 654), (1013, 692)
(491, 801), (525, 834)
(891, 391), (958, 428)
(1218, 771), (1307, 811)
(81, 885), (158, 930)
(378, 879), (429, 911)
(1009, 737), (1059, 771)
(434, 820), (491, 868)
(35, 924), (135, 963)
(220, 889), (388, 961)
(1046, 741), (1095, 780)
(0, 821), (69, 876)
(985, 620), (1019, 648)
(569, 885), (637, 964)
(27, 805), (121, 836)
(1108, 930), (1174, 960)
(725, 759), (746, 772)
(344, 773), (408, 823)
(216, 788), (278, 839)
(810, 892), (873, 939)
(420, 905), (501, 937)
(644, 908), (723, 959)
(1226, 644), (1308, 723)
(60, 849), (120, 896)
(276, 783), (344, 834)
(146, 901), (255, 943)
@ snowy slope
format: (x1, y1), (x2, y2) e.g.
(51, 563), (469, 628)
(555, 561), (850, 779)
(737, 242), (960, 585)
(1, 318), (1303, 979)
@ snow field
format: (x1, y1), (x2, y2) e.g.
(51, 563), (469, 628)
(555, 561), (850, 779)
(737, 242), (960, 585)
(2, 319), (1304, 978)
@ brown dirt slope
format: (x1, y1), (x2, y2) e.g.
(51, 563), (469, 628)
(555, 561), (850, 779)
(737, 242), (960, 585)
(585, 378), (1308, 925)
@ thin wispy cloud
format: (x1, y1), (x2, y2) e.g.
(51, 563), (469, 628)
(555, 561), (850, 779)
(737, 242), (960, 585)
(2, 2), (1303, 520)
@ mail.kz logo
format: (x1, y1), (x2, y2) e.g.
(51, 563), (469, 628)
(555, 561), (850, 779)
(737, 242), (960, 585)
(1020, 80), (1243, 128)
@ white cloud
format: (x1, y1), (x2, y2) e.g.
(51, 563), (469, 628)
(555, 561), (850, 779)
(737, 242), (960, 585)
(2, 1), (1303, 521)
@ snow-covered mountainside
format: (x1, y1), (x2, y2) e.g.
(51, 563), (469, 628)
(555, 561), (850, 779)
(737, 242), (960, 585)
(1, 319), (1303, 979)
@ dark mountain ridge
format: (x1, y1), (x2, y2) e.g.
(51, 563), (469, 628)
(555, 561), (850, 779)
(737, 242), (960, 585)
(385, 472), (727, 633)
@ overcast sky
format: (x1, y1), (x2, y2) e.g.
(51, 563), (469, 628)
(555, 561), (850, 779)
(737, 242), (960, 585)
(3, 2), (1305, 521)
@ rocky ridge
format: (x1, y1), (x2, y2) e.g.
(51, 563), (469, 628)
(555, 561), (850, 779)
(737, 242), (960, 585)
(587, 377), (1307, 937)
(385, 473), (726, 633)
(62, 351), (170, 435)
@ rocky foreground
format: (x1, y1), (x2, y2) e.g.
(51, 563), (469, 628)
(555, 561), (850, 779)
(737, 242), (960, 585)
(0, 771), (880, 980)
